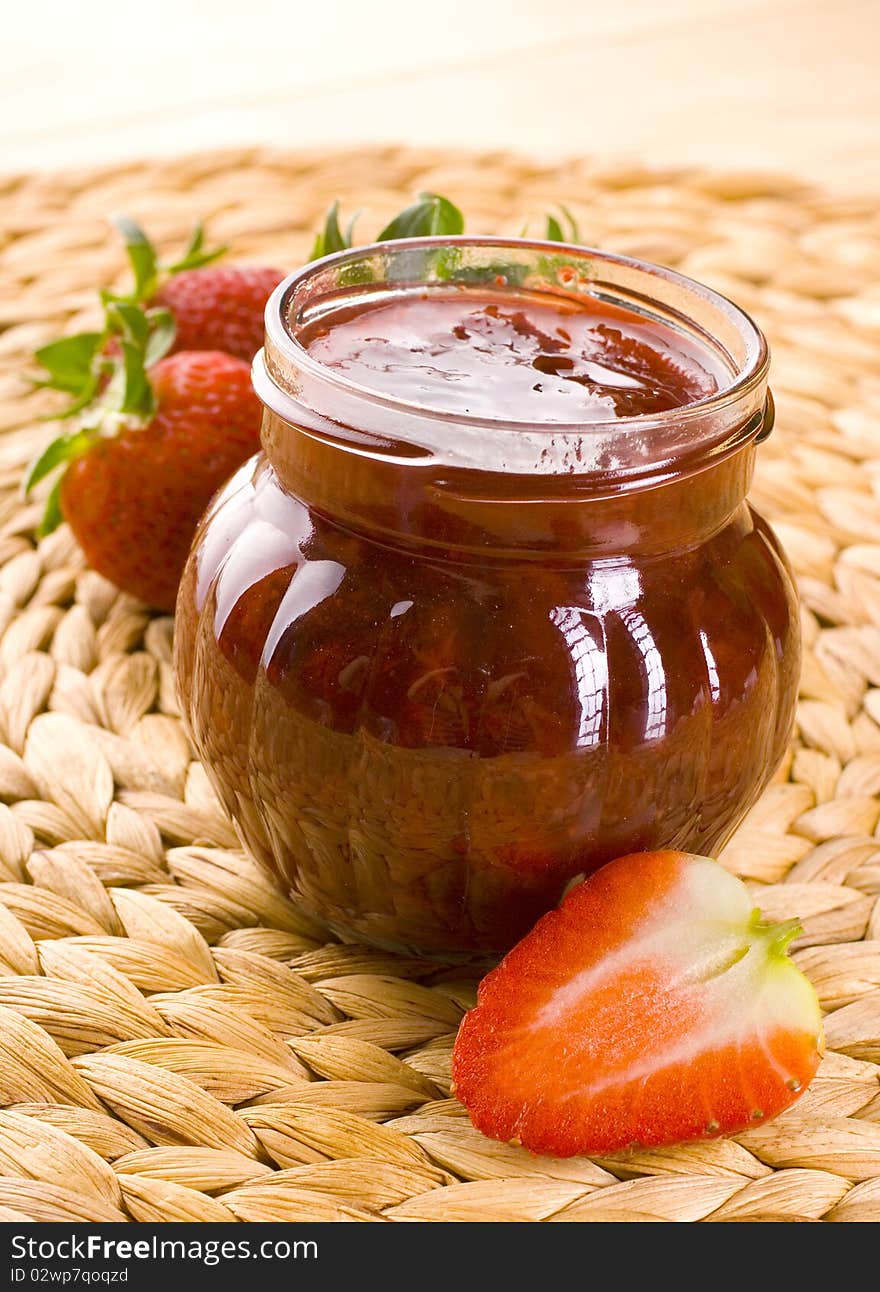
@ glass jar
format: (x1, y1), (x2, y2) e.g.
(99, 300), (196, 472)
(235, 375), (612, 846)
(174, 238), (799, 956)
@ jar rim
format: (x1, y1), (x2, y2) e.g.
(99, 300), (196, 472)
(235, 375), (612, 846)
(257, 236), (771, 486)
(260, 235), (768, 437)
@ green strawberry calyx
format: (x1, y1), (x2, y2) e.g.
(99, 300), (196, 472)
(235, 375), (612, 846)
(31, 218), (224, 416)
(110, 216), (226, 306)
(310, 192), (465, 260)
(26, 301), (173, 537)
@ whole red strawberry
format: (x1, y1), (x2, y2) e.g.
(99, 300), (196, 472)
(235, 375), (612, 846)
(152, 265), (283, 362)
(27, 321), (262, 610)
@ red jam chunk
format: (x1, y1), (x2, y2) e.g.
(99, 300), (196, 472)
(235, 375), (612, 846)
(175, 282), (798, 955)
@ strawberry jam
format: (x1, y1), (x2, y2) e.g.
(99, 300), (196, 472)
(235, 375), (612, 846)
(175, 238), (798, 955)
(300, 292), (723, 419)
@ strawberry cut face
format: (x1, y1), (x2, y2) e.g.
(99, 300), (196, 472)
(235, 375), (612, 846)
(451, 851), (823, 1158)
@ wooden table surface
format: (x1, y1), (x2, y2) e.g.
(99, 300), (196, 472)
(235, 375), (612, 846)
(3, 0), (878, 192)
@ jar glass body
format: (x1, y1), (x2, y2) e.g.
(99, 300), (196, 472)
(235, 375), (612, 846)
(174, 239), (800, 955)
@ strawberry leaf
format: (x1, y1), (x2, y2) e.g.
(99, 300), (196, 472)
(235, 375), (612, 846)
(310, 202), (354, 260)
(104, 300), (175, 368)
(112, 217), (159, 301)
(24, 430), (91, 495)
(545, 206), (581, 244)
(144, 308), (176, 366)
(165, 222), (227, 273)
(37, 478), (64, 539)
(43, 380), (104, 421)
(33, 333), (103, 395)
(102, 340), (154, 420)
(118, 341), (155, 417)
(378, 193), (464, 241)
(545, 214), (565, 242)
(106, 300), (149, 349)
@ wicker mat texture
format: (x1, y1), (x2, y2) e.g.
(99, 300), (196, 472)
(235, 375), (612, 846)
(0, 146), (877, 1223)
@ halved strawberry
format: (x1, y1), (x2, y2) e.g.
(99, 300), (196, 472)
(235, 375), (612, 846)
(451, 850), (823, 1158)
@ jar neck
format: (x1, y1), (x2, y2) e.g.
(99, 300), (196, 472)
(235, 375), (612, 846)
(260, 403), (760, 559)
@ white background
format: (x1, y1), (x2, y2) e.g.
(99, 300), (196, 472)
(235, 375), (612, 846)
(2, 0), (878, 189)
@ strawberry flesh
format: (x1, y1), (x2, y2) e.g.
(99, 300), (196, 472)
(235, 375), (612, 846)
(451, 850), (823, 1157)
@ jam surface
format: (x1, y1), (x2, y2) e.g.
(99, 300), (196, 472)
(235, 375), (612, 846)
(301, 289), (724, 422)
(175, 280), (798, 956)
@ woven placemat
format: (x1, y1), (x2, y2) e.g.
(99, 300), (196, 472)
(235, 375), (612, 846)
(0, 146), (878, 1223)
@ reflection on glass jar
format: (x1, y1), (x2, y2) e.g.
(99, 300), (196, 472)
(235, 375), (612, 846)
(174, 238), (799, 955)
